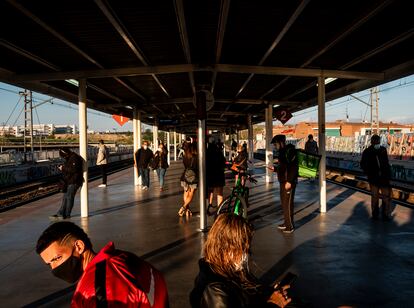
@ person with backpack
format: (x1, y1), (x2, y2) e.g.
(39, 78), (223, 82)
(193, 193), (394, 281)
(36, 222), (169, 307)
(271, 135), (299, 234)
(179, 142), (198, 217)
(360, 134), (392, 221)
(49, 148), (83, 220)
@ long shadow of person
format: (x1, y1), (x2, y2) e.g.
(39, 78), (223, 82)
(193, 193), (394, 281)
(255, 200), (414, 308)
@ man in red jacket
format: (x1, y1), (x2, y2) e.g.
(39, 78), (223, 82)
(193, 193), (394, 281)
(36, 222), (169, 307)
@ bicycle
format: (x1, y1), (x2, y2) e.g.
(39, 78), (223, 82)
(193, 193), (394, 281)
(215, 168), (257, 219)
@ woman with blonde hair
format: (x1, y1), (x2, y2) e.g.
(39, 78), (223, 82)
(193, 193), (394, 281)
(190, 214), (292, 307)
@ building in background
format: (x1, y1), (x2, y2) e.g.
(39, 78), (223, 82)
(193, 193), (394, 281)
(0, 124), (77, 137)
(272, 121), (414, 139)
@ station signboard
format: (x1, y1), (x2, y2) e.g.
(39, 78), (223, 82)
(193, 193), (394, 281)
(275, 109), (293, 124)
(112, 114), (130, 126)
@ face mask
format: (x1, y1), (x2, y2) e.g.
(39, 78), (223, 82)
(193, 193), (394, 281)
(52, 250), (83, 283)
(374, 144), (380, 150)
(143, 145), (148, 150)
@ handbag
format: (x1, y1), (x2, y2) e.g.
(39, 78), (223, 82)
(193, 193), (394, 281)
(231, 157), (246, 172)
(184, 157), (197, 184)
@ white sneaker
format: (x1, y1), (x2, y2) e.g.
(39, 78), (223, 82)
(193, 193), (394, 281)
(98, 184), (107, 188)
(142, 186), (148, 190)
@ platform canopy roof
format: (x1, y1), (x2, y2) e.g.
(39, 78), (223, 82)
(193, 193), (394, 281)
(1, 0), (413, 132)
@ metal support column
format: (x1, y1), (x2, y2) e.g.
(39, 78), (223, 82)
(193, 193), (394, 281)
(247, 115), (254, 160)
(174, 131), (177, 161)
(265, 105), (273, 183)
(133, 108), (142, 186)
(78, 79), (89, 217)
(167, 131), (171, 165)
(196, 91), (207, 231)
(318, 76), (327, 213)
(198, 120), (207, 231)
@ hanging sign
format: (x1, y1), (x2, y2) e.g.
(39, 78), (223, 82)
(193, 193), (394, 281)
(275, 109), (292, 124)
(112, 114), (130, 126)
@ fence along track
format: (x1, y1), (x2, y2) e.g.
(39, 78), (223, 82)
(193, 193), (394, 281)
(0, 159), (133, 212)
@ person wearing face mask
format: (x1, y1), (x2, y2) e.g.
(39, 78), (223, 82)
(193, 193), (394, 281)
(190, 214), (292, 308)
(50, 148), (84, 220)
(270, 135), (298, 234)
(36, 221), (169, 307)
(134, 141), (154, 190)
(152, 143), (169, 191)
(360, 134), (392, 221)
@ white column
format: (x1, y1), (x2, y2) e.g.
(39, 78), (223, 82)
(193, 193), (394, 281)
(153, 120), (158, 151)
(198, 119), (207, 231)
(133, 108), (142, 186)
(318, 76), (327, 213)
(236, 129), (240, 144)
(167, 131), (171, 165)
(265, 105), (273, 183)
(247, 115), (254, 160)
(78, 79), (88, 217)
(174, 131), (177, 161)
(222, 132), (226, 157)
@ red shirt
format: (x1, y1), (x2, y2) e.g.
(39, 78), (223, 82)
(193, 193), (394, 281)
(72, 242), (169, 307)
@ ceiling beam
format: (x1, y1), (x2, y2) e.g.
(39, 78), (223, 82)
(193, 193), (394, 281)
(6, 0), (146, 102)
(304, 59), (414, 107)
(283, 28), (414, 100)
(154, 98), (297, 105)
(259, 0), (394, 99)
(4, 64), (384, 82)
(94, 0), (171, 98)
(211, 0), (231, 93)
(174, 0), (195, 93)
(0, 39), (123, 103)
(235, 0), (310, 97)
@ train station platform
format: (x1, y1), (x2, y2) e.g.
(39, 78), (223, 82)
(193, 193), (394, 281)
(0, 161), (413, 307)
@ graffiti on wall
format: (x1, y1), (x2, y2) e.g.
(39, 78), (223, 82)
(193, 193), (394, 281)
(0, 170), (16, 186)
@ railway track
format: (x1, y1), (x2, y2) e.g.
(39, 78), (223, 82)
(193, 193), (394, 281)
(0, 159), (133, 212)
(253, 152), (414, 206)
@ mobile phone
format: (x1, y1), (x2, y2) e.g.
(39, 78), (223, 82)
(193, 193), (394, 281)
(276, 272), (297, 288)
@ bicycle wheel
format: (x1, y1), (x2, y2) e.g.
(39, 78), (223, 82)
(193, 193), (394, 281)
(217, 194), (248, 219)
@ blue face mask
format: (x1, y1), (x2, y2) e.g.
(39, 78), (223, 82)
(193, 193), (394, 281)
(374, 144), (380, 150)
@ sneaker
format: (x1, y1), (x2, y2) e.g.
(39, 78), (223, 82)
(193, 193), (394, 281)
(142, 186), (148, 190)
(277, 224), (287, 230)
(282, 227), (295, 234)
(49, 214), (64, 220)
(98, 184), (107, 188)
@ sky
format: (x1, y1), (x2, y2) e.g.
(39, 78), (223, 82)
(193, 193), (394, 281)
(0, 74), (413, 132)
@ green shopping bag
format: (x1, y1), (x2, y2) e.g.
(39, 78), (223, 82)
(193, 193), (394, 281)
(297, 150), (321, 178)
